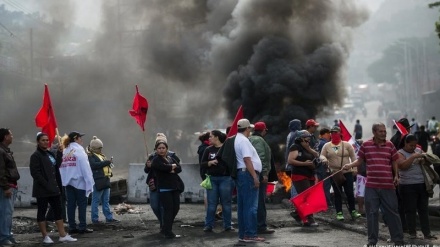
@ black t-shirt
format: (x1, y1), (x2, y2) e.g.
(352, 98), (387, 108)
(201, 146), (229, 177)
(289, 143), (315, 178)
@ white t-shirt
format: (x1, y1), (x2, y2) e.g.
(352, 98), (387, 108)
(234, 133), (262, 172)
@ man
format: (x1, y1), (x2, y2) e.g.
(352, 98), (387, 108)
(353, 119), (363, 140)
(343, 123), (404, 246)
(410, 118), (419, 134)
(249, 122), (274, 234)
(415, 125), (430, 152)
(427, 116), (438, 136)
(0, 128), (20, 245)
(305, 119), (320, 151)
(235, 119), (264, 243)
(285, 119), (301, 198)
(316, 127), (332, 208)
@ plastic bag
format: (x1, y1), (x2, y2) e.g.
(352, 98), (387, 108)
(200, 174), (212, 190)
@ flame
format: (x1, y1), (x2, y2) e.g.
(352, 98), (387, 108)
(277, 171), (291, 192)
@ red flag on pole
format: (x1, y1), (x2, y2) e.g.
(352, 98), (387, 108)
(129, 85), (149, 131)
(35, 84), (58, 145)
(393, 120), (409, 136)
(226, 105), (243, 137)
(338, 119), (352, 142)
(290, 180), (328, 222)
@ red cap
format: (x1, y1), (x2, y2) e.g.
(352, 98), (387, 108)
(254, 122), (268, 131)
(305, 119), (319, 127)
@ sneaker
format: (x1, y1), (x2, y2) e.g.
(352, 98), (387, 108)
(290, 211), (302, 224)
(78, 228), (93, 234)
(59, 234), (77, 242)
(224, 226), (235, 232)
(336, 212), (344, 221)
(43, 235), (54, 244)
(106, 219), (120, 224)
(242, 236), (265, 242)
(0, 240), (14, 246)
(351, 210), (361, 219)
(424, 234), (437, 240)
(92, 220), (104, 224)
(258, 228), (275, 234)
(203, 226), (212, 232)
(303, 222), (319, 227)
(9, 238), (19, 244)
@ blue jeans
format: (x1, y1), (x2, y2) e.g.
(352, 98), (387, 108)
(205, 176), (233, 229)
(257, 175), (267, 230)
(365, 187), (403, 245)
(66, 185), (88, 230)
(316, 165), (332, 206)
(91, 186), (113, 222)
(0, 188), (16, 244)
(236, 170), (259, 239)
(149, 189), (163, 228)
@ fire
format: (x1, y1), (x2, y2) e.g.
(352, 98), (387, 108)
(277, 171), (291, 192)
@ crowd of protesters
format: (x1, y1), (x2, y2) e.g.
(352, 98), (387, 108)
(2, 114), (440, 245)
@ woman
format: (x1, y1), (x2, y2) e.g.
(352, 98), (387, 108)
(59, 131), (95, 234)
(151, 141), (183, 239)
(321, 126), (361, 221)
(200, 130), (233, 232)
(144, 133), (180, 232)
(29, 132), (77, 243)
(287, 130), (318, 226)
(397, 134), (437, 240)
(87, 136), (119, 224)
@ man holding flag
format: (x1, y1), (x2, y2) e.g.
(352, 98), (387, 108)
(343, 123), (404, 246)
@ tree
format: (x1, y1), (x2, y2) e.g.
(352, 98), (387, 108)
(429, 2), (440, 40)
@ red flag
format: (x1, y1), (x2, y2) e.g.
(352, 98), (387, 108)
(35, 84), (58, 145)
(226, 105), (243, 137)
(290, 180), (327, 221)
(129, 85), (149, 131)
(393, 120), (409, 136)
(338, 119), (352, 142)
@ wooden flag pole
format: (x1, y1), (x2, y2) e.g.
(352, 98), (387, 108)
(142, 130), (149, 157)
(55, 128), (61, 146)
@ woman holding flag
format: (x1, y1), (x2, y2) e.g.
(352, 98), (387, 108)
(287, 130), (319, 227)
(321, 126), (361, 221)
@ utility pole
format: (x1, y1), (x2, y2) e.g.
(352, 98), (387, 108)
(29, 28), (33, 80)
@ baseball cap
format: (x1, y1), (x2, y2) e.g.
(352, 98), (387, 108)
(305, 119), (319, 127)
(330, 126), (341, 132)
(237, 119), (254, 129)
(254, 122), (267, 131)
(68, 131), (85, 140)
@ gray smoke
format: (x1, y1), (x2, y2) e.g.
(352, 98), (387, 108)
(7, 0), (367, 169)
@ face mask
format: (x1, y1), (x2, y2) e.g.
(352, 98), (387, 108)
(331, 133), (341, 144)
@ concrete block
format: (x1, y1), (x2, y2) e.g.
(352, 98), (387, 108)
(127, 163), (204, 204)
(15, 167), (33, 207)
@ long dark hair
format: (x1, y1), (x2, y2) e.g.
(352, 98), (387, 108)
(211, 130), (226, 143)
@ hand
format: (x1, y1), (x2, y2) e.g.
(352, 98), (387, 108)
(393, 176), (399, 187)
(171, 164), (177, 170)
(109, 163), (115, 169)
(342, 164), (351, 170)
(262, 176), (268, 184)
(209, 160), (218, 167)
(146, 160), (152, 168)
(4, 188), (12, 198)
(305, 160), (314, 169)
(253, 176), (260, 188)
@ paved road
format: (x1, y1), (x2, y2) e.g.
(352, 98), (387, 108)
(11, 203), (440, 247)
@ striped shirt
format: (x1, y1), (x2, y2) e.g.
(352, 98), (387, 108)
(357, 139), (399, 189)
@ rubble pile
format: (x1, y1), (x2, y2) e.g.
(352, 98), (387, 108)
(113, 203), (143, 215)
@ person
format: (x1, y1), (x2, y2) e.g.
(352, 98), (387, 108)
(234, 119), (265, 242)
(151, 141), (183, 239)
(197, 132), (211, 181)
(410, 118), (419, 134)
(249, 122), (274, 234)
(343, 123), (404, 246)
(390, 118), (413, 150)
(415, 125), (431, 153)
(0, 128), (20, 246)
(87, 136), (119, 224)
(353, 119), (363, 140)
(59, 131), (95, 234)
(29, 132), (77, 244)
(397, 134), (437, 240)
(316, 127), (333, 208)
(200, 130), (234, 232)
(144, 133), (180, 233)
(285, 119), (301, 199)
(427, 116), (438, 136)
(320, 126), (361, 221)
(287, 130), (318, 227)
(354, 139), (367, 217)
(305, 119), (320, 151)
